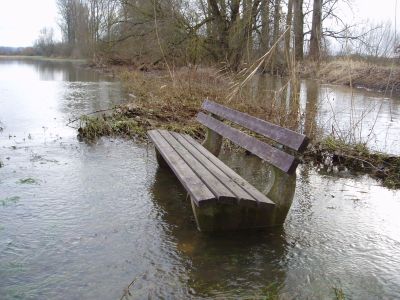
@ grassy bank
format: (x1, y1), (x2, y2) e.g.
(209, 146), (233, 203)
(302, 58), (400, 94)
(77, 67), (400, 189)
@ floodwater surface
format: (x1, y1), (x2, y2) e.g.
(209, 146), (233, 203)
(0, 58), (399, 299)
(245, 75), (400, 154)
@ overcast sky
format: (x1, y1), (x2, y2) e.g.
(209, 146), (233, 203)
(0, 0), (58, 47)
(0, 0), (398, 47)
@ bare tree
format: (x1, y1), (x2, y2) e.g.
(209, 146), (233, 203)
(284, 0), (293, 59)
(34, 27), (55, 56)
(309, 0), (322, 60)
(293, 0), (304, 60)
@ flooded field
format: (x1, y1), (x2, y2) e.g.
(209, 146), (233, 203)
(0, 58), (399, 299)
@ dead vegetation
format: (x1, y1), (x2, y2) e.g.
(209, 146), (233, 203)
(315, 58), (400, 93)
(305, 137), (400, 189)
(77, 67), (400, 189)
(78, 66), (300, 141)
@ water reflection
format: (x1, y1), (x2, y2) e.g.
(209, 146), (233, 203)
(0, 58), (124, 149)
(150, 166), (288, 298)
(148, 149), (400, 299)
(0, 58), (109, 82)
(304, 80), (319, 139)
(242, 74), (400, 154)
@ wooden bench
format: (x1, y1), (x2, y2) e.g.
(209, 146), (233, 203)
(148, 100), (309, 231)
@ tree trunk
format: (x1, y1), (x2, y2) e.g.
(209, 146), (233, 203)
(309, 0), (322, 60)
(284, 0), (293, 61)
(260, 0), (270, 52)
(293, 0), (304, 60)
(271, 0), (281, 73)
(244, 0), (254, 62)
(208, 0), (228, 59)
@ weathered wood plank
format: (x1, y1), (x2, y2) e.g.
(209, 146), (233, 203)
(159, 130), (238, 204)
(181, 133), (275, 208)
(197, 113), (299, 174)
(202, 100), (309, 152)
(148, 130), (215, 206)
(171, 132), (257, 204)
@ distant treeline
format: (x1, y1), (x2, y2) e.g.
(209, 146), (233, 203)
(30, 0), (400, 70)
(0, 44), (69, 57)
(0, 47), (36, 56)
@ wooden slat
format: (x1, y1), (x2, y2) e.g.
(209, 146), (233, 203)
(197, 113), (299, 174)
(159, 130), (238, 204)
(181, 133), (276, 208)
(202, 100), (309, 152)
(170, 132), (257, 204)
(148, 130), (215, 206)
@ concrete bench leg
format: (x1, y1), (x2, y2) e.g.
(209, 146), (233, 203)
(202, 115), (223, 157)
(267, 165), (296, 225)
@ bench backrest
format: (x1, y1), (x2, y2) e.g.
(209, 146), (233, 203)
(197, 100), (309, 174)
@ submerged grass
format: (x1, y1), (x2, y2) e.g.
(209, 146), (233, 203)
(260, 282), (282, 300)
(17, 178), (37, 184)
(1, 196), (20, 206)
(333, 286), (346, 300)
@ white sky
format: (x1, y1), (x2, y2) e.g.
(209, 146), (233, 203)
(0, 0), (398, 47)
(0, 0), (59, 47)
(347, 0), (399, 25)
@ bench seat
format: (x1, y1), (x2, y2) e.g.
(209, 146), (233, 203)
(148, 129), (275, 209)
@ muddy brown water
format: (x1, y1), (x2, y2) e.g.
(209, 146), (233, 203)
(0, 58), (399, 299)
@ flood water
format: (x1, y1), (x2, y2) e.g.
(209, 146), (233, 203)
(0, 58), (399, 299)
(245, 74), (400, 155)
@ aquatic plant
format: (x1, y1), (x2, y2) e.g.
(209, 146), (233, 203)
(1, 196), (20, 206)
(333, 286), (346, 300)
(18, 178), (37, 184)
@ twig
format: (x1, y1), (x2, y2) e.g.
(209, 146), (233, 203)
(120, 274), (142, 300)
(338, 153), (384, 172)
(66, 108), (116, 128)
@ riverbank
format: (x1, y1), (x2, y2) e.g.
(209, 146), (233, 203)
(301, 58), (400, 94)
(76, 67), (400, 189)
